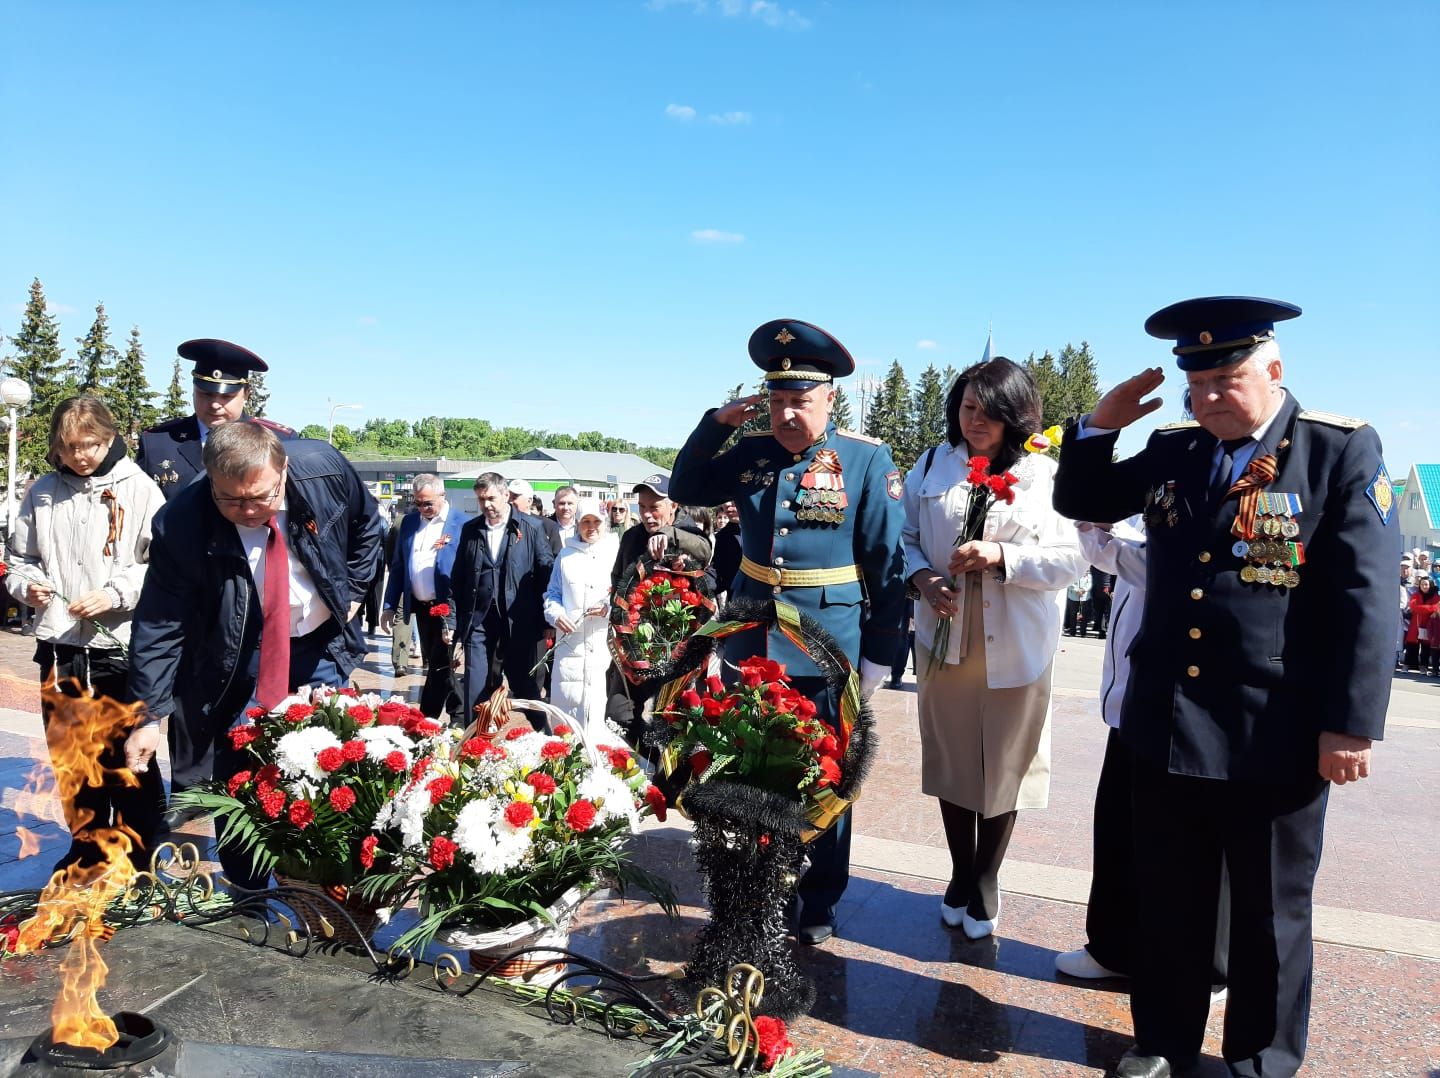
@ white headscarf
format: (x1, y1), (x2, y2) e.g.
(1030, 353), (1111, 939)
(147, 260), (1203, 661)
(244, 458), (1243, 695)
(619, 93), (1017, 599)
(575, 497), (605, 544)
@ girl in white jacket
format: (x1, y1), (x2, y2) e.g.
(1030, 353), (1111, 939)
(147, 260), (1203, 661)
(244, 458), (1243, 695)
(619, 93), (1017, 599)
(543, 499), (619, 742)
(4, 396), (167, 871)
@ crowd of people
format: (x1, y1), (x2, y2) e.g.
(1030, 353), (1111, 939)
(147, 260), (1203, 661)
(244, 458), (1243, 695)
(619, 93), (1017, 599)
(3, 296), (1404, 1077)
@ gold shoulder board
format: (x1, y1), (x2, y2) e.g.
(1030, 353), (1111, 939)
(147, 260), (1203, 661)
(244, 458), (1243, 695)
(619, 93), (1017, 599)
(1156, 420), (1201, 432)
(836, 428), (883, 445)
(1298, 409), (1367, 430)
(742, 429), (774, 438)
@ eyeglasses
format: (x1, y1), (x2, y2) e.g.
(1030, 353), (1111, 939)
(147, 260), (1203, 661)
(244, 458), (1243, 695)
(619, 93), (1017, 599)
(213, 483), (283, 508)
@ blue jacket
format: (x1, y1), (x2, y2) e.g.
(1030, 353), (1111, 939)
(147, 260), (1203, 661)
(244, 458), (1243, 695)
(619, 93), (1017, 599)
(669, 415), (908, 675)
(441, 511), (554, 644)
(382, 506), (470, 617)
(1053, 391), (1399, 783)
(136, 414), (296, 501)
(129, 438), (382, 722)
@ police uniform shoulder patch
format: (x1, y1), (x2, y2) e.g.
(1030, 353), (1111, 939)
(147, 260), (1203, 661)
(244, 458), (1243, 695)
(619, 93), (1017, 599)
(1155, 420), (1201, 432)
(1364, 463), (1395, 525)
(251, 416), (297, 436)
(1298, 409), (1367, 430)
(836, 428), (883, 445)
(886, 470), (903, 500)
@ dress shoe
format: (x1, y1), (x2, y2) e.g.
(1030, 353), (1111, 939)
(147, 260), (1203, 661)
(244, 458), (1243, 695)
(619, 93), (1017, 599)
(940, 899), (966, 928)
(1055, 947), (1125, 979)
(1114, 1047), (1171, 1077)
(797, 921), (835, 945)
(160, 804), (210, 832)
(961, 897), (1001, 940)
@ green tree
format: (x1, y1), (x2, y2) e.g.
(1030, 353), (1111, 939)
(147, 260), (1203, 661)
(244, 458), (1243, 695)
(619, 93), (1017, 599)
(7, 278), (73, 477)
(162, 356), (188, 419)
(1024, 350), (1065, 427)
(912, 364), (947, 452)
(1058, 341), (1100, 420)
(110, 326), (157, 446)
(865, 360), (917, 469)
(247, 371), (270, 417)
(75, 302), (118, 397)
(831, 385), (854, 430)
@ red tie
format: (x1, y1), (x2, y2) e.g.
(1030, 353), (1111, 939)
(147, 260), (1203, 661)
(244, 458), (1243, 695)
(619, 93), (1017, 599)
(256, 517), (291, 711)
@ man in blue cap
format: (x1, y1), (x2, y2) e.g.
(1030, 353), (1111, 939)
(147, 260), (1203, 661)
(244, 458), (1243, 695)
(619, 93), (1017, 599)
(669, 318), (907, 945)
(1053, 297), (1398, 1077)
(136, 338), (295, 830)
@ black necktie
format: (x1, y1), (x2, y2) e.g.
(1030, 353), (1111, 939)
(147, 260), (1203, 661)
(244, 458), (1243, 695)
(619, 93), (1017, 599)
(1209, 438), (1250, 507)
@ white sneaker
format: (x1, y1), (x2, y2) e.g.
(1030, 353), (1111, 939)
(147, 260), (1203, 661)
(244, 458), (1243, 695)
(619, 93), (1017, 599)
(961, 897), (1001, 940)
(1055, 948), (1125, 979)
(940, 899), (966, 928)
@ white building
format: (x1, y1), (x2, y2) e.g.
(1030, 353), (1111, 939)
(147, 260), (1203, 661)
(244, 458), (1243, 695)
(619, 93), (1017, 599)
(1396, 464), (1440, 558)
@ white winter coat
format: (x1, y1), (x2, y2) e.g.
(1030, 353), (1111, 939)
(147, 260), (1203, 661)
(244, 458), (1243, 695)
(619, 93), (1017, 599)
(543, 530), (620, 738)
(902, 444), (1085, 687)
(4, 453), (165, 650)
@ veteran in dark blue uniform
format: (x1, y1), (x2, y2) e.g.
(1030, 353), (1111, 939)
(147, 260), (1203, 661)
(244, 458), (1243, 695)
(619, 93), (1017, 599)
(1052, 298), (1399, 1078)
(136, 338), (294, 503)
(669, 318), (907, 944)
(136, 338), (295, 827)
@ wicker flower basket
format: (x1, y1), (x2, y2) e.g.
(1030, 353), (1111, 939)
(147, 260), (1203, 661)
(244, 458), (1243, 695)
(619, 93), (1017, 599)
(437, 883), (593, 985)
(272, 872), (383, 947)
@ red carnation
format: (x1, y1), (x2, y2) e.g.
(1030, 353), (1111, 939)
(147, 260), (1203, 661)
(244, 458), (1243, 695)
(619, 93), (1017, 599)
(525, 772), (557, 795)
(383, 750), (408, 773)
(227, 770), (252, 797)
(255, 763), (281, 793)
(316, 747), (345, 772)
(329, 786), (357, 812)
(259, 788), (286, 819)
(816, 756), (842, 788)
(284, 703), (315, 724)
(228, 724), (260, 750)
(245, 705), (267, 720)
(338, 686), (359, 698)
(540, 739), (571, 760)
(564, 799), (598, 832)
(678, 688), (702, 710)
(359, 834), (378, 869)
(689, 749), (713, 775)
(342, 739), (367, 762)
(428, 602), (451, 618)
(427, 775), (454, 804)
(459, 737), (487, 759)
(706, 674), (725, 696)
(288, 800), (315, 829)
(377, 700), (409, 726)
(643, 784), (667, 822)
(412, 718), (443, 737)
(553, 723), (572, 736)
(347, 704), (375, 726)
(604, 746), (633, 771)
(504, 727), (529, 741)
(754, 1015), (794, 1069)
(504, 801), (536, 828)
(428, 835), (458, 870)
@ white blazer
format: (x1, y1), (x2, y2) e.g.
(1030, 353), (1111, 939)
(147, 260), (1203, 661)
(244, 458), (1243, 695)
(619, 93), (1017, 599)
(1077, 515), (1146, 729)
(902, 443), (1085, 687)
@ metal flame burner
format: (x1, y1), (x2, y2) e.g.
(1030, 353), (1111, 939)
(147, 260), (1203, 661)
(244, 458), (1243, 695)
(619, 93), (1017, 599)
(25, 1013), (171, 1072)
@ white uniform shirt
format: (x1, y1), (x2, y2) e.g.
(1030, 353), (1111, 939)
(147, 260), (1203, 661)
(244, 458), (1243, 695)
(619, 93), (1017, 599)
(235, 506), (332, 637)
(407, 504), (450, 601)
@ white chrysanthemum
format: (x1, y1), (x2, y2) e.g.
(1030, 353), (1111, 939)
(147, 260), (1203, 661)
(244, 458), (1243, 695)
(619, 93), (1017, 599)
(358, 726), (416, 766)
(452, 796), (531, 875)
(500, 731), (549, 773)
(375, 779), (434, 850)
(578, 771), (640, 829)
(274, 727), (343, 782)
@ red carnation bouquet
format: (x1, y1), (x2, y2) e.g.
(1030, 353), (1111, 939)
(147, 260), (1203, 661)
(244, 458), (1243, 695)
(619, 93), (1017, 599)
(609, 553), (716, 686)
(170, 687), (450, 887)
(927, 455), (1017, 673)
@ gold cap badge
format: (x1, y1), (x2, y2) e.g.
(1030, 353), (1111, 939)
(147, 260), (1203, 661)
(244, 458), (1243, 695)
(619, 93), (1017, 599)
(781, 357), (792, 370)
(775, 328), (796, 345)
(1198, 331), (1213, 345)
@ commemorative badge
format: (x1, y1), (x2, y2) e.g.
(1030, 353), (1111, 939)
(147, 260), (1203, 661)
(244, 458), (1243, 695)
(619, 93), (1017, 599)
(1364, 464), (1395, 525)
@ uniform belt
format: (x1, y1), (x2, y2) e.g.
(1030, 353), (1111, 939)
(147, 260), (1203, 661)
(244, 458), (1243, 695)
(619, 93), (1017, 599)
(739, 556), (860, 588)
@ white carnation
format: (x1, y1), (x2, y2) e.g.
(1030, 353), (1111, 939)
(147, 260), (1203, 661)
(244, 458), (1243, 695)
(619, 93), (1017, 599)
(274, 727), (343, 782)
(578, 771), (640, 829)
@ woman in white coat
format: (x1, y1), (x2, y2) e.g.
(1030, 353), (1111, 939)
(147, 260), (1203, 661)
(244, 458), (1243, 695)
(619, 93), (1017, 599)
(903, 358), (1084, 940)
(543, 499), (619, 741)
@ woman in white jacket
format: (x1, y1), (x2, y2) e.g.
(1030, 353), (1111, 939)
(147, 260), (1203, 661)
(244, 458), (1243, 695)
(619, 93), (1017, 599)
(543, 499), (619, 741)
(903, 358), (1084, 940)
(4, 396), (167, 871)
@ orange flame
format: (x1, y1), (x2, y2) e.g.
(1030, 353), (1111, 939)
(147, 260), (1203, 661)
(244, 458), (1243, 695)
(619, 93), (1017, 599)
(10, 683), (147, 1050)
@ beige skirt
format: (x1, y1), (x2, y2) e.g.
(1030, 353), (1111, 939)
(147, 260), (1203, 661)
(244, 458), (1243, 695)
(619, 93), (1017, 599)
(916, 578), (1053, 815)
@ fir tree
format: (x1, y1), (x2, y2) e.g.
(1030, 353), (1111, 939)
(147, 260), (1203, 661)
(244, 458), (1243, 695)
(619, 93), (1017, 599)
(75, 302), (118, 396)
(6, 278), (73, 477)
(247, 371), (270, 417)
(1058, 341), (1100, 420)
(831, 385), (854, 430)
(912, 364), (947, 453)
(865, 360), (917, 470)
(110, 326), (157, 446)
(162, 356), (187, 419)
(1025, 350), (1065, 427)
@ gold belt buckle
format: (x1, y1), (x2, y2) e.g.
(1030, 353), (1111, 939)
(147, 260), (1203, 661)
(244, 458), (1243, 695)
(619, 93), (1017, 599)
(764, 565), (783, 586)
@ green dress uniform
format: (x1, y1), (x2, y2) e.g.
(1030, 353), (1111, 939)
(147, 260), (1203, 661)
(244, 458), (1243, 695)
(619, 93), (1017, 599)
(669, 318), (907, 937)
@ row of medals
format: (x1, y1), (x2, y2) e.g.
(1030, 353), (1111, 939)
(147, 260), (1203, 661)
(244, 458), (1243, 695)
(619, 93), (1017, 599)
(1232, 504), (1302, 588)
(795, 486), (847, 524)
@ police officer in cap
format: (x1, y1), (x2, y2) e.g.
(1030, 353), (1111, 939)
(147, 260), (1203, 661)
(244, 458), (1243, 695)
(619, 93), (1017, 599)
(137, 338), (294, 502)
(1052, 297), (1398, 1078)
(136, 338), (295, 829)
(670, 318), (907, 945)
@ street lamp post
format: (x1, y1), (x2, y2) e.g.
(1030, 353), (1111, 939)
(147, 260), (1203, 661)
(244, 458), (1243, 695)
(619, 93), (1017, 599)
(855, 374), (881, 432)
(1, 377), (33, 552)
(327, 400), (362, 445)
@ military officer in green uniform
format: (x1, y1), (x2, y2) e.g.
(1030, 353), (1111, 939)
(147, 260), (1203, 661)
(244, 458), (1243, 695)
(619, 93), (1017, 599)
(1053, 297), (1399, 1078)
(669, 318), (907, 944)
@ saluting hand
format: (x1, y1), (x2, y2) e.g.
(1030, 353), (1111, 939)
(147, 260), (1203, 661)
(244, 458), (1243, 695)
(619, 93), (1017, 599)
(714, 394), (764, 428)
(1088, 367), (1167, 430)
(1318, 731), (1372, 785)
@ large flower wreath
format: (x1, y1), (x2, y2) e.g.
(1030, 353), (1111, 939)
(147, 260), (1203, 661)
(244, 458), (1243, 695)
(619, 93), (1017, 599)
(607, 551), (717, 690)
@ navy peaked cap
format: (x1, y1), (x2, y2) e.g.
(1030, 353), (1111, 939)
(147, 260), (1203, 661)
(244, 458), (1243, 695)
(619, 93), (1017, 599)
(748, 319), (855, 391)
(1145, 297), (1301, 371)
(179, 338), (269, 394)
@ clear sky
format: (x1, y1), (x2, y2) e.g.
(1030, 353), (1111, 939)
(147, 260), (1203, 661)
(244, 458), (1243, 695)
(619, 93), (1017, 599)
(2, 1), (1436, 468)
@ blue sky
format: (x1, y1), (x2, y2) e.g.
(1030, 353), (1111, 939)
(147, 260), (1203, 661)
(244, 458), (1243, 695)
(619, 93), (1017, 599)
(2, 1), (1436, 468)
